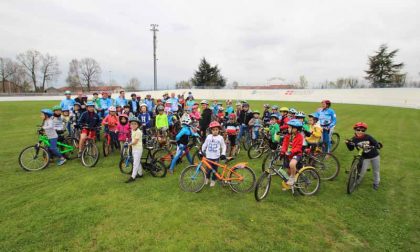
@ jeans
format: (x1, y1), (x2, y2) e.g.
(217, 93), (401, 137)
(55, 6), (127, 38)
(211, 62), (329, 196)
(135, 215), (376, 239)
(48, 138), (63, 158)
(321, 126), (335, 152)
(237, 125), (249, 144)
(169, 144), (192, 171)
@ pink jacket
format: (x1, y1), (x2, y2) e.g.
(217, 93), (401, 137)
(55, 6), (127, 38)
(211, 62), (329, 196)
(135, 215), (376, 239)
(190, 110), (201, 120)
(117, 123), (131, 142)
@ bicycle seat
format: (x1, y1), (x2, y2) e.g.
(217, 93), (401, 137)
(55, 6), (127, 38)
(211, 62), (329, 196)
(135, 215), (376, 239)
(146, 146), (154, 150)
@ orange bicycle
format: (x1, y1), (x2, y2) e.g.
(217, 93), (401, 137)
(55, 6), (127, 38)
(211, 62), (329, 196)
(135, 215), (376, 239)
(179, 154), (256, 193)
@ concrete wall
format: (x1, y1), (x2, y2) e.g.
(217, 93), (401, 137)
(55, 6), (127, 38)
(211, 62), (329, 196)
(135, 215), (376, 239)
(1, 88), (419, 109)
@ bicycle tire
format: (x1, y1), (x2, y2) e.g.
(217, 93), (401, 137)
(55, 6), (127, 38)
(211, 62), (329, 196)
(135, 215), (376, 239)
(296, 167), (321, 196)
(119, 157), (133, 174)
(228, 166), (256, 193)
(18, 145), (50, 171)
(81, 143), (99, 167)
(330, 133), (340, 152)
(150, 160), (167, 178)
(254, 171), (272, 201)
(102, 137), (111, 157)
(311, 152), (340, 181)
(152, 148), (173, 169)
(248, 142), (265, 159)
(179, 165), (206, 192)
(347, 158), (361, 194)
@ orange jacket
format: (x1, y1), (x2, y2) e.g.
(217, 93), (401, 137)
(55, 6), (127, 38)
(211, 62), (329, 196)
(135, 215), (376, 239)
(102, 114), (119, 131)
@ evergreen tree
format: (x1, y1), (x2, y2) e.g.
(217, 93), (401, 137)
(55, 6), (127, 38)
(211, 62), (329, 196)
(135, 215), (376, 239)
(191, 58), (226, 88)
(365, 44), (406, 88)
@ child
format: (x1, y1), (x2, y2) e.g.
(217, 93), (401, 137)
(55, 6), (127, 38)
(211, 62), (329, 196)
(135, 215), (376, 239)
(116, 105), (123, 116)
(126, 117), (143, 183)
(306, 113), (323, 147)
(262, 104), (271, 126)
(190, 104), (201, 121)
(155, 105), (169, 146)
(225, 100), (234, 117)
(280, 119), (304, 186)
(122, 104), (135, 118)
(269, 114), (281, 147)
(62, 108), (71, 135)
(117, 114), (131, 149)
(248, 110), (262, 141)
(40, 109), (66, 166)
(279, 107), (290, 133)
(138, 103), (151, 140)
(201, 121), (227, 187)
(52, 105), (65, 141)
(345, 122), (382, 190)
(295, 111), (311, 146)
(168, 116), (199, 174)
(270, 105), (281, 119)
(225, 114), (239, 157)
(217, 107), (226, 125)
(102, 106), (119, 149)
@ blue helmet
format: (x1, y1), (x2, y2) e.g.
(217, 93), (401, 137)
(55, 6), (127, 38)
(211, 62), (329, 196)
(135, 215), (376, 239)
(270, 113), (280, 120)
(86, 101), (95, 107)
(41, 109), (53, 117)
(287, 119), (303, 128)
(308, 112), (319, 119)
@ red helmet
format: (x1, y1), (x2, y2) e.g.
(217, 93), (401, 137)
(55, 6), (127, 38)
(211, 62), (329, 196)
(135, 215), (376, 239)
(209, 121), (221, 129)
(353, 122), (368, 130)
(322, 100), (331, 106)
(228, 113), (236, 119)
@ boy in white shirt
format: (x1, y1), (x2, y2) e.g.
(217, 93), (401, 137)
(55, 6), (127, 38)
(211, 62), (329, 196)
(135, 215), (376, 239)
(126, 117), (143, 183)
(201, 121), (227, 187)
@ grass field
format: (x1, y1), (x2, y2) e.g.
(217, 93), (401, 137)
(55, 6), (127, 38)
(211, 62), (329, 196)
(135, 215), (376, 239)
(0, 100), (419, 251)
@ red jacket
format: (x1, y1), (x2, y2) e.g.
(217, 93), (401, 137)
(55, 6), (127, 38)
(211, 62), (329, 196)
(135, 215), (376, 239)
(280, 116), (290, 131)
(281, 132), (303, 158)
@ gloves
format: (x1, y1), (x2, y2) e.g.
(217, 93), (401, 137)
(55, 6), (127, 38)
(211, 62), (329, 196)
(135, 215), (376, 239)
(220, 155), (226, 160)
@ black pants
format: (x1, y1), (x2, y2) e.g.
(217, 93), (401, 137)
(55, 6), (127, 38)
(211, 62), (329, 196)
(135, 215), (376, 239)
(206, 158), (219, 180)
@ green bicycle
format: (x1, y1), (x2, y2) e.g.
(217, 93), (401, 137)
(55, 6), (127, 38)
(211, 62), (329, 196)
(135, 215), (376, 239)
(18, 128), (78, 171)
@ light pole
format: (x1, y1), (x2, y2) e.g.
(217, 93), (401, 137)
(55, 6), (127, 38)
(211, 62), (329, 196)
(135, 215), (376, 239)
(150, 24), (159, 91)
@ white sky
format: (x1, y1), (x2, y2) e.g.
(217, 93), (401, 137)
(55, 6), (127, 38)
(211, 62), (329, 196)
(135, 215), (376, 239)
(1, 0), (419, 89)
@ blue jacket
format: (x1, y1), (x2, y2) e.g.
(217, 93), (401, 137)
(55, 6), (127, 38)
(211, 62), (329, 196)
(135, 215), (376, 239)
(176, 125), (199, 145)
(78, 111), (101, 129)
(115, 97), (128, 107)
(60, 98), (75, 111)
(99, 98), (114, 116)
(144, 99), (154, 113)
(318, 108), (337, 127)
(138, 112), (151, 128)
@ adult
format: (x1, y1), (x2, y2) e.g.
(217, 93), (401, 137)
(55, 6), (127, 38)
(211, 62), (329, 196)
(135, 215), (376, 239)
(144, 94), (154, 115)
(318, 100), (337, 152)
(185, 95), (195, 112)
(199, 100), (212, 138)
(237, 102), (253, 144)
(168, 92), (179, 113)
(60, 90), (75, 111)
(74, 92), (87, 110)
(99, 92), (114, 118)
(115, 90), (128, 107)
(128, 93), (140, 116)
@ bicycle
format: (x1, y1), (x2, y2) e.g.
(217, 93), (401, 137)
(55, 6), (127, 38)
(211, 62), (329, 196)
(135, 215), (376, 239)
(346, 140), (382, 194)
(102, 126), (119, 157)
(255, 155), (321, 201)
(260, 143), (283, 172)
(247, 128), (271, 159)
(179, 154), (256, 193)
(321, 127), (340, 153)
(239, 126), (252, 151)
(302, 145), (340, 181)
(119, 141), (167, 177)
(153, 136), (201, 169)
(18, 128), (78, 171)
(80, 126), (100, 167)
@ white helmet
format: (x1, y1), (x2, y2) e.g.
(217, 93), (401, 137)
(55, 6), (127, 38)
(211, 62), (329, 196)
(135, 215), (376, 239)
(140, 103), (147, 108)
(108, 106), (116, 112)
(181, 115), (192, 126)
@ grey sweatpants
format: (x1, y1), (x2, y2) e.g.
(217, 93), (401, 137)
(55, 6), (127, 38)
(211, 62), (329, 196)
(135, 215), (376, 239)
(357, 156), (380, 185)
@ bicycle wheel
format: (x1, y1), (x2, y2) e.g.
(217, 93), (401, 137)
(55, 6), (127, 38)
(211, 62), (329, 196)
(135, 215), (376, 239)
(261, 152), (283, 172)
(295, 167), (321, 196)
(61, 137), (78, 160)
(119, 157), (133, 174)
(190, 147), (200, 164)
(152, 148), (173, 169)
(81, 143), (99, 167)
(102, 137), (111, 157)
(228, 166), (256, 193)
(150, 160), (167, 178)
(179, 165), (206, 192)
(242, 134), (252, 151)
(254, 171), (272, 201)
(330, 133), (340, 152)
(311, 152), (340, 181)
(18, 145), (50, 171)
(248, 141), (265, 159)
(347, 158), (361, 194)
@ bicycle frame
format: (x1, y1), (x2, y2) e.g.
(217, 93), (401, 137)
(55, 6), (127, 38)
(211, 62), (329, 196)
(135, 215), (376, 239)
(195, 156), (248, 182)
(38, 133), (74, 154)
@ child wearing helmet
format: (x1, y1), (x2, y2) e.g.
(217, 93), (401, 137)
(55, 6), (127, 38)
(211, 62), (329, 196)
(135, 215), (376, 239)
(102, 106), (120, 149)
(78, 102), (101, 156)
(117, 114), (131, 149)
(190, 104), (201, 121)
(248, 110), (262, 141)
(125, 117), (143, 183)
(217, 107), (225, 124)
(62, 108), (72, 136)
(262, 104), (271, 126)
(281, 119), (304, 186)
(306, 113), (323, 146)
(237, 102), (253, 145)
(270, 105), (281, 119)
(269, 114), (281, 146)
(225, 113), (240, 157)
(168, 115), (200, 174)
(345, 122), (382, 190)
(201, 121), (227, 187)
(40, 109), (66, 166)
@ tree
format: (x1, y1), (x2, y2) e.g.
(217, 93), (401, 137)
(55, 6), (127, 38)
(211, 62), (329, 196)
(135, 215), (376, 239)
(175, 80), (192, 89)
(17, 50), (42, 92)
(0, 57), (17, 93)
(66, 59), (82, 91)
(191, 58), (226, 88)
(365, 44), (406, 88)
(232, 81), (239, 89)
(298, 75), (308, 89)
(40, 54), (61, 92)
(347, 78), (359, 88)
(126, 77), (140, 91)
(79, 58), (101, 91)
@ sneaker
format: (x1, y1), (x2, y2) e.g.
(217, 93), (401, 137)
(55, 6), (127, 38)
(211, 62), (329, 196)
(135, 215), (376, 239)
(205, 178), (209, 185)
(281, 181), (289, 191)
(135, 174), (143, 179)
(169, 170), (174, 175)
(125, 177), (136, 183)
(373, 183), (379, 190)
(77, 152), (82, 158)
(57, 159), (66, 166)
(210, 180), (216, 187)
(286, 177), (295, 186)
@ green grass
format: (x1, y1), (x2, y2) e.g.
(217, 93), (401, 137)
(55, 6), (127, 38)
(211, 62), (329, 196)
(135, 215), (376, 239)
(0, 100), (419, 251)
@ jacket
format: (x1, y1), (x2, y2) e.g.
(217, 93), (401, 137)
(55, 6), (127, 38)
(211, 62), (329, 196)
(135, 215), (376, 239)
(79, 111), (101, 130)
(199, 108), (212, 130)
(281, 132), (304, 158)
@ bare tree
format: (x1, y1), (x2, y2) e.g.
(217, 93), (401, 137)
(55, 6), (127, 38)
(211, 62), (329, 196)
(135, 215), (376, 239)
(66, 59), (82, 91)
(299, 75), (308, 89)
(40, 54), (61, 92)
(347, 78), (359, 88)
(232, 81), (239, 89)
(11, 65), (30, 92)
(175, 80), (191, 89)
(17, 50), (42, 92)
(0, 57), (18, 93)
(126, 77), (140, 91)
(79, 58), (101, 91)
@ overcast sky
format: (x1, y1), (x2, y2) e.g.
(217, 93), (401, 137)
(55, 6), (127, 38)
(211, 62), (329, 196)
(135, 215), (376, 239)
(1, 0), (419, 89)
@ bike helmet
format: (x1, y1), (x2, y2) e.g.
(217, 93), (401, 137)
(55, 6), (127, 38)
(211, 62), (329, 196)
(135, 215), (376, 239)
(308, 113), (319, 119)
(52, 105), (62, 111)
(236, 102), (242, 106)
(353, 122), (368, 130)
(289, 108), (297, 114)
(129, 117), (141, 125)
(157, 105), (164, 111)
(287, 119), (303, 128)
(263, 104), (270, 108)
(279, 107), (289, 112)
(322, 100), (331, 107)
(295, 111), (306, 118)
(242, 102), (249, 107)
(41, 109), (53, 117)
(209, 121), (221, 129)
(228, 113), (236, 119)
(270, 114), (280, 120)
(271, 105), (279, 110)
(253, 110), (260, 114)
(140, 103), (147, 108)
(119, 114), (128, 119)
(219, 107), (224, 111)
(200, 100), (209, 105)
(62, 108), (69, 112)
(64, 90), (71, 95)
(108, 106), (116, 112)
(181, 116), (192, 126)
(86, 101), (95, 107)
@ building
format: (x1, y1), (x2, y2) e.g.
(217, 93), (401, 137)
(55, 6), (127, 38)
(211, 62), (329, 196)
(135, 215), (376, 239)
(236, 84), (296, 90)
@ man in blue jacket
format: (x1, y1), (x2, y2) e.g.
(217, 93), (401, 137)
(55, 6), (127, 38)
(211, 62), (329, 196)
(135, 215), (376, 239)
(60, 90), (75, 111)
(318, 99), (337, 152)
